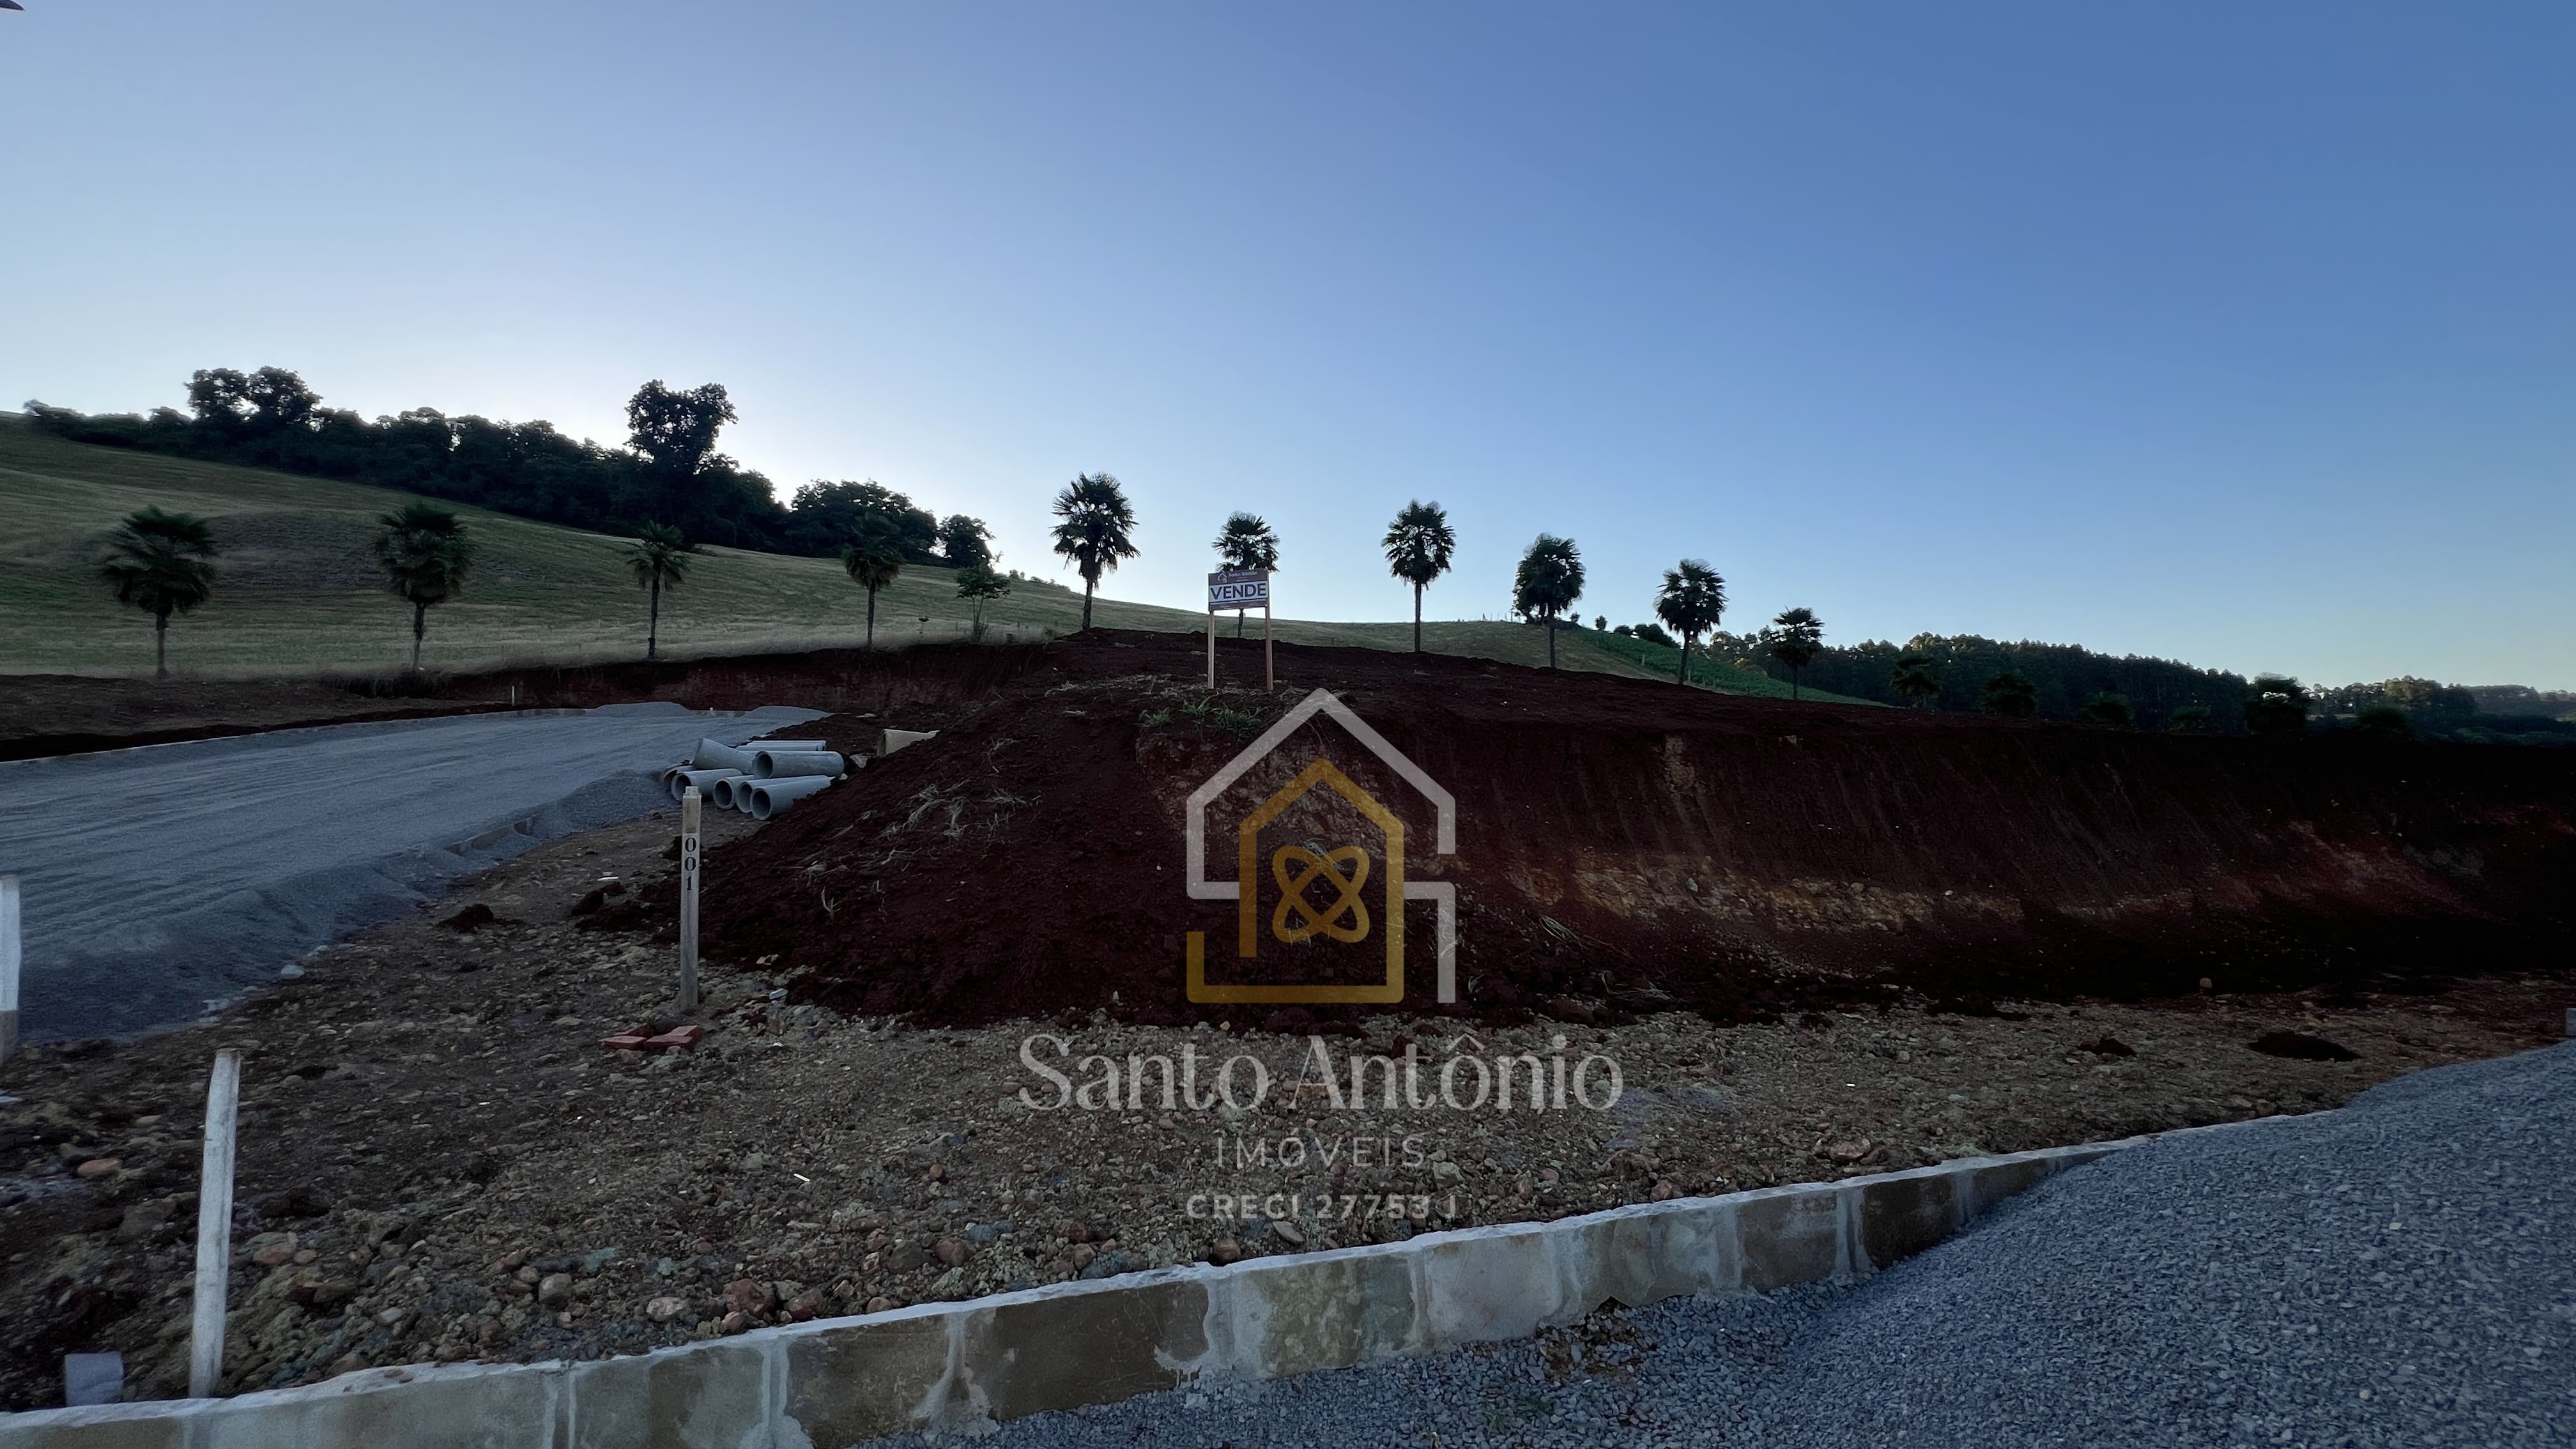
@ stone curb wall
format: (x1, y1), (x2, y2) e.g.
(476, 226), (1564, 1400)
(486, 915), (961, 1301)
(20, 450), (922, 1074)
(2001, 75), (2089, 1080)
(0, 1134), (2156, 1448)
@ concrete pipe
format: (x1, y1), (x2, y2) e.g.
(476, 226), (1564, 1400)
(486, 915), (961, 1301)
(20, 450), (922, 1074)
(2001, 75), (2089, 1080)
(695, 737), (827, 772)
(668, 767), (745, 802)
(880, 728), (939, 757)
(692, 739), (755, 773)
(749, 775), (836, 820)
(709, 776), (750, 811)
(753, 749), (848, 779)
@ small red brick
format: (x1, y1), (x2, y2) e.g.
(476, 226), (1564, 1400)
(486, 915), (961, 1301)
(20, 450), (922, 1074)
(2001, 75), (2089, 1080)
(599, 1031), (650, 1052)
(645, 1025), (705, 1052)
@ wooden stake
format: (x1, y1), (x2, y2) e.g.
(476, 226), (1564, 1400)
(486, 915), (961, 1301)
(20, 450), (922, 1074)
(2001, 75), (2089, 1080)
(678, 787), (702, 1012)
(1264, 603), (1274, 691)
(0, 873), (19, 1067)
(188, 1050), (242, 1399)
(1206, 608), (1218, 689)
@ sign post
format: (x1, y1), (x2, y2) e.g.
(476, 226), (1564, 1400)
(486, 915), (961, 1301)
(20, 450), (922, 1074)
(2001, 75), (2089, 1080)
(1206, 569), (1273, 691)
(0, 874), (19, 1067)
(188, 1049), (242, 1399)
(678, 786), (702, 1011)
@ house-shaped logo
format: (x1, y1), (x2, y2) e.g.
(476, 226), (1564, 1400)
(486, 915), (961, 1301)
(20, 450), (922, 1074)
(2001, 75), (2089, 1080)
(1183, 688), (1457, 1004)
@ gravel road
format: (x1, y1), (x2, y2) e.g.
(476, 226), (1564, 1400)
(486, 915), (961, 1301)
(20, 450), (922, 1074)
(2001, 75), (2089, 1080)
(894, 1041), (2575, 1448)
(0, 702), (821, 1041)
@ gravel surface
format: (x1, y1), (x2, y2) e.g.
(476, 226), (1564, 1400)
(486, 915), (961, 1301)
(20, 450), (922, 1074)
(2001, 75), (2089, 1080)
(0, 702), (820, 1039)
(883, 1041), (2576, 1448)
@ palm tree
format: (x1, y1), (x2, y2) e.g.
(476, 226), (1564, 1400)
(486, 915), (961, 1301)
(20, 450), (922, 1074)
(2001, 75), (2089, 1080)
(1050, 472), (1138, 631)
(371, 502), (473, 672)
(1213, 512), (1280, 637)
(954, 562), (1012, 641)
(1511, 533), (1585, 668)
(1652, 560), (1727, 686)
(1762, 607), (1825, 700)
(98, 507), (222, 679)
(1382, 500), (1456, 653)
(1890, 652), (1941, 709)
(841, 520), (904, 647)
(625, 521), (700, 661)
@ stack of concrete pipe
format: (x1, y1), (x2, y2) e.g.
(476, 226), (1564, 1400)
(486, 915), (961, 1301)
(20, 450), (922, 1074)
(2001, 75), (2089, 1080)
(659, 736), (861, 820)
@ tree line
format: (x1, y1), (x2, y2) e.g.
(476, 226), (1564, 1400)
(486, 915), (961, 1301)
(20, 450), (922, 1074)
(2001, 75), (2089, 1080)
(50, 371), (2566, 738)
(27, 368), (992, 564)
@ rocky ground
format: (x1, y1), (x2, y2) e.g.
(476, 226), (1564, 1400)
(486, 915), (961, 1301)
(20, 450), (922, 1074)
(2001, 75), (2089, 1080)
(1, 810), (2566, 1411)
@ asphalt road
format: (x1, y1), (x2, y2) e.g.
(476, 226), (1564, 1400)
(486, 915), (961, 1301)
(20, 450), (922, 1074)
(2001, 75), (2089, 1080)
(896, 1041), (2575, 1448)
(0, 702), (822, 1041)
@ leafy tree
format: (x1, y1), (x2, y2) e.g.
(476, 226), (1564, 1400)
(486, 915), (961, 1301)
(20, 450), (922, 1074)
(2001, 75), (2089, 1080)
(1979, 671), (2039, 717)
(937, 514), (995, 567)
(1382, 500), (1457, 653)
(2166, 703), (2214, 733)
(841, 519), (905, 647)
(372, 501), (474, 671)
(954, 562), (1012, 641)
(625, 380), (739, 530)
(187, 365), (321, 435)
(1214, 512), (1281, 637)
(788, 480), (939, 560)
(2353, 705), (2414, 741)
(2243, 675), (2310, 737)
(1511, 534), (1585, 668)
(1652, 559), (1727, 686)
(2380, 677), (2439, 710)
(1890, 652), (1941, 709)
(2076, 691), (2136, 728)
(98, 507), (222, 678)
(1630, 622), (1677, 648)
(1762, 607), (1825, 700)
(626, 380), (735, 479)
(1050, 473), (1138, 632)
(1593, 615), (1607, 631)
(625, 521), (700, 661)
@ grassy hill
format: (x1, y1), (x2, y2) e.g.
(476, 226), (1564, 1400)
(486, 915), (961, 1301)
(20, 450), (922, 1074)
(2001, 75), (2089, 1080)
(0, 418), (1869, 702)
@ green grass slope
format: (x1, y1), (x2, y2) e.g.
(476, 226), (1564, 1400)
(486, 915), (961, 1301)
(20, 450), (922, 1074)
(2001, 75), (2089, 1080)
(0, 419), (1858, 702)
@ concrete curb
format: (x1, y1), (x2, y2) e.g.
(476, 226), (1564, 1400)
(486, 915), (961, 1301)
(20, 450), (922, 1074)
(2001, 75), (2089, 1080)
(0, 1130), (2185, 1448)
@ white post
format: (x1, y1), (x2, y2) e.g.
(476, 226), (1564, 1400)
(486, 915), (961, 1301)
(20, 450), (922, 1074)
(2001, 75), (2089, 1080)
(678, 787), (702, 1011)
(0, 873), (19, 1066)
(1206, 608), (1217, 689)
(1264, 602), (1274, 692)
(187, 1050), (243, 1399)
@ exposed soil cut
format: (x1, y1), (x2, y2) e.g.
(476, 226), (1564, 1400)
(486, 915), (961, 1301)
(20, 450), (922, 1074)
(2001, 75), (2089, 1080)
(578, 632), (2576, 1027)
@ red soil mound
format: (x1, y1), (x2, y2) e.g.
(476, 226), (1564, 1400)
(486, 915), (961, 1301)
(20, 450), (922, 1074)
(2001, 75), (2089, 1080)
(592, 631), (2576, 1027)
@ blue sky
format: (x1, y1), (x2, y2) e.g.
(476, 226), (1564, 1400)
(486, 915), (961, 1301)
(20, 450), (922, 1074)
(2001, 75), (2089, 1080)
(5, 3), (2570, 687)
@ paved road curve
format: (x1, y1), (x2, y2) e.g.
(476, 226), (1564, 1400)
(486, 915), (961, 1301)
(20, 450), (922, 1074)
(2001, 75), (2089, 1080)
(891, 1042), (2575, 1448)
(0, 702), (821, 1040)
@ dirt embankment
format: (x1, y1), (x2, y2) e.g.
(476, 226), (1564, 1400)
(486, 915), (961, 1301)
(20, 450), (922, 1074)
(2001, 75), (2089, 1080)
(585, 632), (2576, 1026)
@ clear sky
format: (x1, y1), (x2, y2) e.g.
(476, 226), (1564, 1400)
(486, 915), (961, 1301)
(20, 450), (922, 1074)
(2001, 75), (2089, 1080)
(5, 3), (2570, 687)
